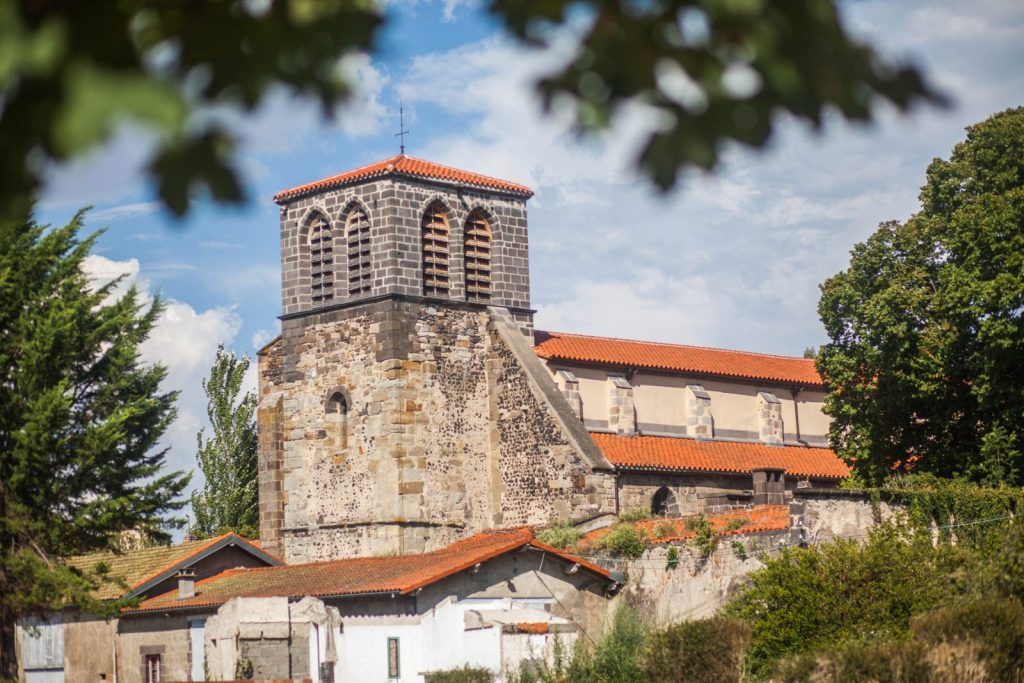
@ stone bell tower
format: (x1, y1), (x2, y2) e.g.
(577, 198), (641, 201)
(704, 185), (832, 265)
(257, 155), (613, 563)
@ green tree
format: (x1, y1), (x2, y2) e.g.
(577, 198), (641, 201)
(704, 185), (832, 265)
(817, 107), (1024, 485)
(190, 346), (259, 539)
(0, 0), (939, 220)
(0, 209), (189, 676)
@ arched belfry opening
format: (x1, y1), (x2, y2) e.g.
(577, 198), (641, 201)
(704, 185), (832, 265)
(324, 390), (349, 451)
(421, 202), (451, 297)
(345, 204), (371, 296)
(652, 486), (677, 517)
(307, 212), (334, 305)
(464, 210), (492, 301)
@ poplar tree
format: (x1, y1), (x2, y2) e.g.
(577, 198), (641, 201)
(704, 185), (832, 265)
(0, 210), (189, 675)
(817, 107), (1024, 485)
(190, 347), (259, 539)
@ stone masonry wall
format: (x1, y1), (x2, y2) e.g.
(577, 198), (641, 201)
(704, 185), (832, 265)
(258, 300), (615, 561)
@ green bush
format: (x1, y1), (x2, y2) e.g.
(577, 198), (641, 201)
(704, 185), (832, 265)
(726, 521), (967, 678)
(665, 545), (680, 569)
(773, 598), (1024, 682)
(619, 507), (651, 523)
(652, 520), (675, 539)
(913, 597), (1024, 681)
(724, 517), (750, 532)
(424, 666), (494, 683)
(689, 515), (716, 559)
(536, 520), (583, 550)
(641, 617), (750, 683)
(600, 523), (647, 558)
(731, 540), (747, 561)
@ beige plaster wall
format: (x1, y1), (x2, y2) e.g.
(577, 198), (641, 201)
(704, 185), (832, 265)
(64, 615), (117, 683)
(546, 363), (830, 445)
(116, 614), (192, 683)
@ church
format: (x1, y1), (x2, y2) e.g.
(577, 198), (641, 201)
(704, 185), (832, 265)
(256, 155), (848, 564)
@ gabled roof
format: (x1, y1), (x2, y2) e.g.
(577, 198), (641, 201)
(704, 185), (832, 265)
(534, 331), (823, 387)
(127, 528), (611, 613)
(591, 432), (849, 479)
(65, 533), (280, 601)
(274, 155), (534, 203)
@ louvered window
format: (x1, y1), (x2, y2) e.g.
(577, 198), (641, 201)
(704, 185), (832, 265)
(421, 203), (450, 297)
(464, 211), (492, 300)
(309, 214), (334, 304)
(346, 207), (371, 295)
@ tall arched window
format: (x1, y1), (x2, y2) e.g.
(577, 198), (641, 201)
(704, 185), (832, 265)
(345, 206), (371, 296)
(464, 210), (492, 301)
(308, 213), (334, 305)
(421, 202), (450, 297)
(325, 391), (348, 450)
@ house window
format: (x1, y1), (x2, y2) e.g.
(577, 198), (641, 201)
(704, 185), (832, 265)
(464, 210), (492, 301)
(325, 391), (348, 451)
(387, 637), (400, 679)
(346, 206), (371, 296)
(145, 654), (162, 683)
(421, 203), (450, 297)
(309, 213), (334, 305)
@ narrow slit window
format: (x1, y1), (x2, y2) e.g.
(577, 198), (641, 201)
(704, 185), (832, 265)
(326, 392), (348, 450)
(464, 211), (492, 301)
(421, 203), (450, 297)
(346, 206), (371, 296)
(387, 637), (400, 679)
(309, 214), (334, 305)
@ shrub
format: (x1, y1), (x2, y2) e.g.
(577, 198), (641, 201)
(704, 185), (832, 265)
(642, 617), (750, 683)
(726, 520), (967, 678)
(665, 545), (680, 569)
(689, 515), (716, 559)
(619, 507), (651, 523)
(652, 520), (676, 539)
(773, 639), (931, 683)
(731, 540), (747, 561)
(600, 523), (647, 558)
(536, 520), (583, 550)
(913, 597), (1024, 681)
(574, 603), (650, 683)
(424, 666), (494, 683)
(725, 517), (750, 532)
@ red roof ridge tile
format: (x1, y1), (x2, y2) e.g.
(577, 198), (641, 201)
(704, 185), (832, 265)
(536, 330), (816, 364)
(274, 154), (533, 202)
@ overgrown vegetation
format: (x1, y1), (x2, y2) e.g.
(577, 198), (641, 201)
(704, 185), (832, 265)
(598, 523), (647, 559)
(688, 515), (717, 559)
(619, 508), (651, 523)
(425, 666), (494, 683)
(642, 617), (750, 683)
(536, 520), (583, 551)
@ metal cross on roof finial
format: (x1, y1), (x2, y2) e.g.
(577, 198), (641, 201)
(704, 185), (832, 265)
(395, 102), (409, 155)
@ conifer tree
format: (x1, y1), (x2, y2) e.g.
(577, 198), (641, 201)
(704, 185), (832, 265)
(0, 210), (189, 675)
(190, 347), (259, 539)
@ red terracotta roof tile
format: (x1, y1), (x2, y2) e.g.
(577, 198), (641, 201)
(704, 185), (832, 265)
(274, 155), (533, 202)
(534, 331), (823, 386)
(591, 432), (850, 479)
(577, 505), (789, 550)
(128, 528), (610, 613)
(516, 623), (550, 634)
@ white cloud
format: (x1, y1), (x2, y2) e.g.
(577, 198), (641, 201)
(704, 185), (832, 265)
(81, 255), (243, 500)
(393, 3), (1022, 356)
(90, 202), (163, 223)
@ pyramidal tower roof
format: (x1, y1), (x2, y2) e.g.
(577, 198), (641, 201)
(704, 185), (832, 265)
(274, 154), (534, 203)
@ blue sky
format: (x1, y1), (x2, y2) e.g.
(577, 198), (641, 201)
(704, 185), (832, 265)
(35, 0), (1024, 495)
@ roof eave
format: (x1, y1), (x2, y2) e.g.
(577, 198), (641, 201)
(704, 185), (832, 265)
(274, 170), (533, 205)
